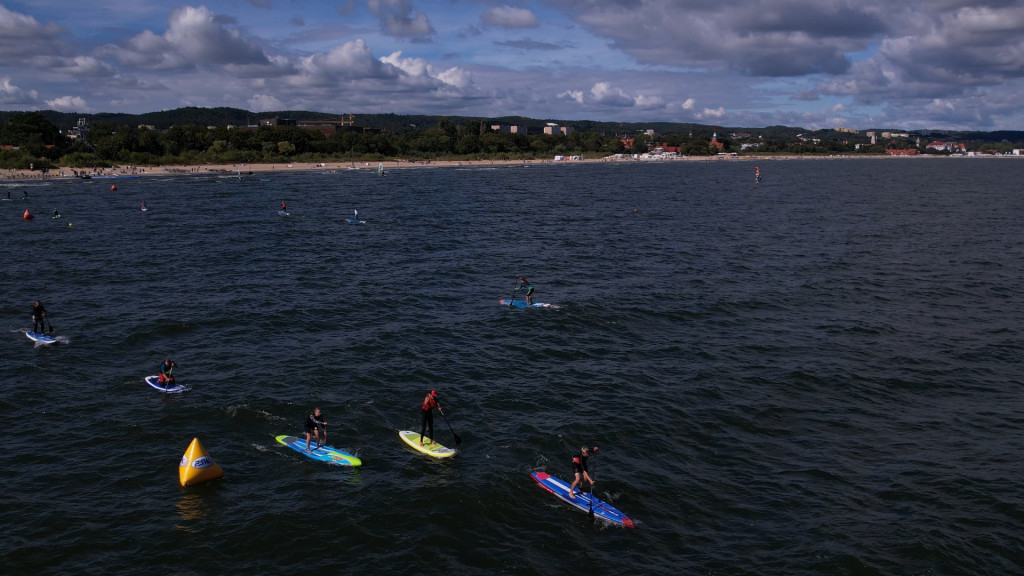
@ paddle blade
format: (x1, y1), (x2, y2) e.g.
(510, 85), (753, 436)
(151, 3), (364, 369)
(453, 433), (462, 445)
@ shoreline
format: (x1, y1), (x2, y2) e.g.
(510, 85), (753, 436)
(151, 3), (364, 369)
(2, 153), (1018, 182)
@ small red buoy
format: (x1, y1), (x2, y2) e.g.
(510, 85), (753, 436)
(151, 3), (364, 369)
(23, 209), (34, 220)
(110, 184), (117, 191)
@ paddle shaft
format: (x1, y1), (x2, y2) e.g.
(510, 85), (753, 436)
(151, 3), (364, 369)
(588, 454), (597, 520)
(438, 408), (462, 445)
(509, 277), (518, 307)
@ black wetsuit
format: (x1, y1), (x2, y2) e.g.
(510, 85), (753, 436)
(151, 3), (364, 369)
(31, 303), (47, 333)
(304, 412), (327, 434)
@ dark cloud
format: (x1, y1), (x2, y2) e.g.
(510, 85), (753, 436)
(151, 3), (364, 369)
(481, 6), (540, 29)
(495, 38), (564, 51)
(368, 0), (435, 38)
(0, 4), (69, 59)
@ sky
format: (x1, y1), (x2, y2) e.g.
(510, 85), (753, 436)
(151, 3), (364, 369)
(1, 0), (1023, 131)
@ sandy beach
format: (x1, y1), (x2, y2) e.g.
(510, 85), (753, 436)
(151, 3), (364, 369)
(0, 155), (769, 181)
(3, 153), (1003, 182)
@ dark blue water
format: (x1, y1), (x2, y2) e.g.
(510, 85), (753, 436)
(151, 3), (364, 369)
(2, 159), (1022, 575)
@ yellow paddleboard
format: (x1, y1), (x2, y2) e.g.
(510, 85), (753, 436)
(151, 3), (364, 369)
(399, 430), (457, 458)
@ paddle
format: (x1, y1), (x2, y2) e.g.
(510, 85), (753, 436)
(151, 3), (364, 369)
(588, 453), (597, 521)
(46, 316), (54, 335)
(438, 408), (462, 445)
(509, 277), (519, 307)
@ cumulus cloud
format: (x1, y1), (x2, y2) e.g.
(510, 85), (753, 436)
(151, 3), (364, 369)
(248, 93), (284, 111)
(0, 4), (68, 59)
(681, 98), (696, 110)
(698, 107), (726, 119)
(368, 0), (434, 38)
(559, 90), (584, 104)
(380, 51), (473, 90)
(49, 56), (118, 77)
(46, 95), (89, 112)
(296, 39), (393, 83)
(0, 77), (40, 106)
(590, 82), (634, 106)
(482, 6), (539, 29)
(104, 6), (271, 71)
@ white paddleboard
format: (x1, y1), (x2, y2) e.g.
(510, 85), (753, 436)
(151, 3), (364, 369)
(144, 375), (189, 394)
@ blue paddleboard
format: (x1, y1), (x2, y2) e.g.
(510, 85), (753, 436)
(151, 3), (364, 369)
(278, 210), (289, 216)
(25, 331), (57, 345)
(144, 375), (190, 394)
(344, 218), (366, 224)
(499, 299), (553, 308)
(531, 471), (635, 528)
(275, 435), (362, 466)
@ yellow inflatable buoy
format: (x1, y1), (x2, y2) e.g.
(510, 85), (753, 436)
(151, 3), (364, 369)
(178, 437), (224, 487)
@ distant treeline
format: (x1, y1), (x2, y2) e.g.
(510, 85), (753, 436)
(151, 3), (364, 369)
(1, 108), (1022, 170)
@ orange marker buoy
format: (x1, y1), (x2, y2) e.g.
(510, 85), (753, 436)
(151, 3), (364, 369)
(178, 437), (224, 487)
(23, 209), (34, 220)
(110, 184), (117, 191)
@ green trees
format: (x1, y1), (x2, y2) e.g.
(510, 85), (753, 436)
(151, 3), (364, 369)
(7, 109), (1020, 169)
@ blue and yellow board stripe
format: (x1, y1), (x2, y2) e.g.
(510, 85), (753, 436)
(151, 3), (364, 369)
(275, 435), (362, 466)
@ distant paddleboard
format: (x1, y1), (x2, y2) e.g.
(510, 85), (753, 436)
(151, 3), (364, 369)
(144, 375), (190, 394)
(344, 218), (366, 224)
(499, 299), (553, 308)
(278, 210), (290, 216)
(275, 435), (362, 466)
(25, 331), (57, 345)
(399, 430), (457, 458)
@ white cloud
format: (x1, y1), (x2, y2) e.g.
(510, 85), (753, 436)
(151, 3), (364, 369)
(0, 77), (40, 106)
(435, 66), (472, 89)
(45, 95), (89, 112)
(482, 6), (539, 29)
(590, 81), (633, 106)
(559, 90), (584, 104)
(381, 51), (470, 90)
(698, 107), (726, 119)
(681, 98), (696, 110)
(248, 93), (284, 111)
(105, 5), (270, 71)
(634, 93), (664, 108)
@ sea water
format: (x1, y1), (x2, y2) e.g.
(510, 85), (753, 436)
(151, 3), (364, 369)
(2, 158), (1022, 574)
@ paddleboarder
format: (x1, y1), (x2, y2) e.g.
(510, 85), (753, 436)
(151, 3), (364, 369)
(31, 300), (48, 334)
(419, 390), (441, 446)
(568, 445), (598, 498)
(304, 407), (328, 452)
(158, 359), (177, 387)
(517, 276), (534, 305)
(280, 201), (287, 212)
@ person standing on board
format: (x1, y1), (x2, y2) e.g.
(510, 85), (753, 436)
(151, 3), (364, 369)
(31, 300), (47, 334)
(157, 359), (176, 387)
(568, 445), (598, 498)
(304, 407), (328, 452)
(517, 276), (534, 305)
(280, 201), (287, 212)
(419, 390), (441, 446)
